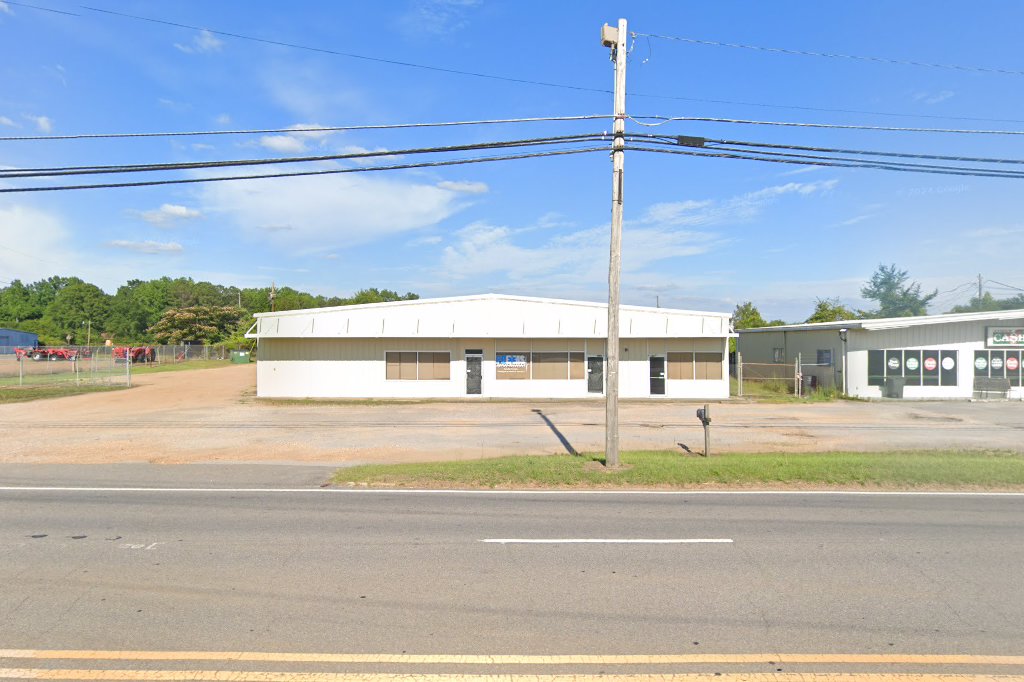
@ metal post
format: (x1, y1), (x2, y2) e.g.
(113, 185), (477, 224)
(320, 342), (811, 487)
(18, 354), (23, 386)
(795, 352), (802, 397)
(126, 349), (132, 388)
(602, 17), (627, 468)
(703, 403), (710, 456)
(737, 351), (744, 397)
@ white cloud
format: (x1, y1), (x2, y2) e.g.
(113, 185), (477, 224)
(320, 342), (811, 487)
(259, 135), (308, 154)
(913, 90), (955, 105)
(440, 219), (723, 283)
(134, 203), (202, 226)
(0, 116), (16, 127)
(107, 240), (184, 254)
(191, 143), (215, 151)
(24, 115), (52, 133)
(400, 0), (481, 37)
(256, 124), (337, 155)
(0, 2), (11, 15)
(839, 214), (872, 227)
(406, 234), (443, 247)
(0, 204), (74, 281)
(437, 180), (489, 194)
(964, 226), (1024, 238)
(215, 113), (232, 125)
(642, 179), (838, 227)
(195, 168), (470, 250)
(174, 29), (224, 54)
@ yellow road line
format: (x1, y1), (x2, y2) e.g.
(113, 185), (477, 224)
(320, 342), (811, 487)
(2, 652), (1024, 666)
(2, 671), (1024, 681)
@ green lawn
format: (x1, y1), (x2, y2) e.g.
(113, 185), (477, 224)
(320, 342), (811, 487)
(0, 383), (130, 404)
(0, 360), (236, 399)
(333, 450), (1024, 490)
(130, 359), (234, 375)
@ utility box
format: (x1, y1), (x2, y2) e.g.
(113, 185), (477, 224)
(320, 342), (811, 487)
(230, 350), (251, 364)
(883, 376), (906, 399)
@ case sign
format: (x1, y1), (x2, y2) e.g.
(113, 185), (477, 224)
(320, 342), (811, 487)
(988, 327), (1024, 348)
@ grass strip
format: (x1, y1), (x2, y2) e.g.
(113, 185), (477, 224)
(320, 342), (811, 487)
(333, 450), (1024, 490)
(0, 383), (130, 404)
(129, 359), (235, 375)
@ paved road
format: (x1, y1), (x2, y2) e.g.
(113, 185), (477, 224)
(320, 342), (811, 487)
(1, 476), (1022, 679)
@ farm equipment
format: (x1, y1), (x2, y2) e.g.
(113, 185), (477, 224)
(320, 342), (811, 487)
(14, 347), (80, 362)
(113, 346), (155, 363)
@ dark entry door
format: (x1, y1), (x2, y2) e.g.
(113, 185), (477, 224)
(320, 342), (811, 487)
(587, 356), (604, 393)
(650, 356), (666, 395)
(466, 355), (482, 395)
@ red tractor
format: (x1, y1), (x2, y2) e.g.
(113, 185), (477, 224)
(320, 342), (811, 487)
(113, 346), (156, 363)
(14, 347), (80, 362)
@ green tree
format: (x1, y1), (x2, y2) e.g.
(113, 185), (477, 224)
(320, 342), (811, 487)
(343, 288), (419, 305)
(861, 264), (937, 317)
(0, 280), (38, 326)
(732, 301), (768, 330)
(42, 281), (112, 343)
(147, 305), (246, 344)
(108, 279), (173, 342)
(947, 292), (1024, 313)
(805, 297), (858, 323)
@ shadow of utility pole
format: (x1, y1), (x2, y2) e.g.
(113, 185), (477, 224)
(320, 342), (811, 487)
(532, 409), (578, 456)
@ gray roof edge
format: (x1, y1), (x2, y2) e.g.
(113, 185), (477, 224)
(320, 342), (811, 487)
(739, 308), (1024, 333)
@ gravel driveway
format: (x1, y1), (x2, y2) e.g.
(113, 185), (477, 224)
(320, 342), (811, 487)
(0, 364), (1021, 464)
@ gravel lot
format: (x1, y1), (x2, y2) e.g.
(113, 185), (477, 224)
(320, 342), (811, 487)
(0, 364), (1021, 465)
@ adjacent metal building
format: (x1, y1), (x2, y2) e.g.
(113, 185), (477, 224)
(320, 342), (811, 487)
(246, 294), (732, 399)
(737, 309), (1024, 400)
(0, 328), (39, 354)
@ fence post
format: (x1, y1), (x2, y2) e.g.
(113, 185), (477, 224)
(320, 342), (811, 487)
(18, 354), (23, 386)
(795, 353), (801, 397)
(737, 352), (744, 397)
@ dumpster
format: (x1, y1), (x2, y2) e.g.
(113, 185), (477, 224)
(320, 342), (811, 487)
(230, 350), (251, 364)
(883, 376), (905, 398)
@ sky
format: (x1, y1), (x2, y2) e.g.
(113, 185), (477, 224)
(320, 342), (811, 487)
(3, 0), (1024, 321)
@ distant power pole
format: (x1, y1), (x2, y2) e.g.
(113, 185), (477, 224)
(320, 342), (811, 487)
(269, 281), (277, 312)
(601, 18), (627, 468)
(978, 273), (983, 302)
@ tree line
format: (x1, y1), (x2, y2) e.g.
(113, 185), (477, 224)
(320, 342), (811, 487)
(0, 276), (418, 346)
(733, 263), (1024, 332)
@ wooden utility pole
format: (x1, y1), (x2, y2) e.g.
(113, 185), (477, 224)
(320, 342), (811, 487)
(601, 18), (627, 468)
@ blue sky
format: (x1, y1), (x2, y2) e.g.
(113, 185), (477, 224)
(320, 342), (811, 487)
(3, 0), (1024, 321)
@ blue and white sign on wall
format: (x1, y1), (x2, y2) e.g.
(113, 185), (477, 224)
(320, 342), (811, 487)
(496, 354), (528, 372)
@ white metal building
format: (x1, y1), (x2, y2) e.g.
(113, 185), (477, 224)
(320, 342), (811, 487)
(737, 309), (1024, 400)
(245, 294), (732, 399)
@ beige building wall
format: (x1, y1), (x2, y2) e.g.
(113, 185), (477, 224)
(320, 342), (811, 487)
(257, 336), (729, 399)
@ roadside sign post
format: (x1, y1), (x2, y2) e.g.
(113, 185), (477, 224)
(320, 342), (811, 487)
(696, 403), (711, 457)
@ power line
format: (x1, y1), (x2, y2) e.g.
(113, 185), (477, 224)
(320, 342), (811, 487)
(630, 116), (1024, 136)
(625, 145), (1024, 179)
(6, 4), (1008, 126)
(986, 279), (1024, 292)
(705, 138), (1024, 166)
(633, 32), (1024, 77)
(80, 5), (613, 95)
(0, 115), (612, 142)
(0, 147), (606, 193)
(0, 134), (608, 178)
(625, 136), (1024, 177)
(3, 0), (80, 16)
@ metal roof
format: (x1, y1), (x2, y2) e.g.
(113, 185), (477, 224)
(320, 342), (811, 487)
(739, 308), (1024, 334)
(246, 293), (732, 340)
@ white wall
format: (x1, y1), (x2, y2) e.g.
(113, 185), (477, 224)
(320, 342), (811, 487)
(845, 321), (1014, 399)
(256, 337), (729, 400)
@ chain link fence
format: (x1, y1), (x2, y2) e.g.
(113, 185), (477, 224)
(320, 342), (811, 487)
(0, 344), (238, 388)
(732, 352), (839, 397)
